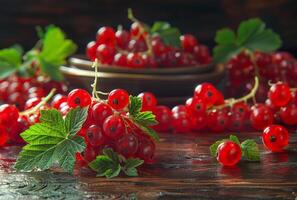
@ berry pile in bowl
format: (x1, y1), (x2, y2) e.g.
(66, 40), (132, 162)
(69, 9), (213, 75)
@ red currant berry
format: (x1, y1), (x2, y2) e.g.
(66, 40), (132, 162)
(86, 41), (99, 61)
(250, 104), (274, 130)
(180, 34), (198, 52)
(96, 26), (116, 46)
(92, 102), (113, 126)
(96, 44), (116, 65)
(126, 53), (146, 68)
(51, 94), (67, 109)
(214, 91), (225, 105)
(207, 109), (230, 132)
(0, 104), (19, 126)
(138, 92), (157, 111)
(228, 112), (245, 131)
(172, 112), (192, 133)
(193, 45), (211, 64)
(113, 53), (127, 66)
(194, 83), (219, 107)
(152, 106), (172, 132)
(116, 134), (139, 157)
(268, 82), (291, 107)
(152, 39), (166, 56)
(217, 141), (242, 166)
(262, 125), (289, 152)
(83, 146), (97, 162)
(107, 89), (129, 110)
(0, 125), (9, 146)
(85, 125), (105, 147)
(24, 97), (41, 110)
(191, 113), (207, 131)
(67, 89), (91, 108)
(136, 137), (155, 164)
(115, 29), (130, 49)
(103, 115), (124, 140)
(185, 97), (206, 115)
(279, 104), (297, 125)
(172, 105), (188, 115)
(231, 102), (251, 119)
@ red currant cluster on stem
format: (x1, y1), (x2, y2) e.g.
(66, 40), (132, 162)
(86, 11), (211, 68)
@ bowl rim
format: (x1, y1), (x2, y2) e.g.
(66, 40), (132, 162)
(60, 64), (225, 81)
(69, 55), (215, 75)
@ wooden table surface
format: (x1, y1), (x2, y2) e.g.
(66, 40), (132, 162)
(0, 131), (297, 200)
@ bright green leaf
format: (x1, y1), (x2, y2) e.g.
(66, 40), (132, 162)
(123, 167), (138, 177)
(241, 139), (260, 161)
(125, 158), (144, 169)
(210, 140), (225, 157)
(128, 96), (142, 116)
(213, 44), (242, 63)
(215, 28), (236, 45)
(159, 27), (181, 48)
(0, 48), (22, 66)
(140, 126), (160, 142)
(0, 61), (18, 79)
(151, 21), (171, 33)
(236, 18), (265, 45)
(229, 135), (240, 145)
(39, 58), (63, 81)
(134, 111), (158, 126)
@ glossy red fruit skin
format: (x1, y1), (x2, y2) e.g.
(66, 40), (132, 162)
(126, 53), (146, 68)
(279, 104), (297, 125)
(136, 137), (155, 164)
(51, 94), (68, 109)
(96, 44), (116, 65)
(138, 92), (157, 111)
(262, 125), (289, 152)
(0, 104), (19, 126)
(185, 97), (206, 115)
(268, 82), (291, 107)
(172, 105), (188, 115)
(217, 141), (242, 166)
(172, 112), (192, 133)
(67, 89), (92, 108)
(0, 125), (9, 146)
(92, 102), (113, 126)
(191, 113), (207, 131)
(24, 97), (41, 110)
(231, 102), (251, 119)
(152, 106), (172, 132)
(193, 45), (211, 64)
(107, 89), (129, 110)
(250, 104), (274, 130)
(228, 112), (245, 131)
(84, 146), (97, 162)
(103, 115), (124, 140)
(85, 125), (105, 147)
(116, 134), (139, 157)
(86, 41), (99, 61)
(194, 83), (219, 107)
(207, 110), (230, 132)
(115, 29), (130, 49)
(96, 26), (116, 46)
(113, 53), (127, 66)
(180, 34), (198, 52)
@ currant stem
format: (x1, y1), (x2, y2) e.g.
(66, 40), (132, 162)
(212, 76), (260, 110)
(20, 88), (56, 116)
(91, 59), (101, 100)
(127, 8), (153, 56)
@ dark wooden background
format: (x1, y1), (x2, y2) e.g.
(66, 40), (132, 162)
(0, 0), (297, 55)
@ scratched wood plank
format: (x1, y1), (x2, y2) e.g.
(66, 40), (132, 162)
(0, 131), (297, 199)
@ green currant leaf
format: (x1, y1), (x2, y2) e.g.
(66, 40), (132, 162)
(140, 126), (160, 142)
(128, 95), (142, 117)
(124, 158), (144, 169)
(0, 47), (22, 66)
(236, 18), (265, 45)
(134, 111), (158, 126)
(210, 140), (226, 157)
(0, 61), (18, 79)
(213, 44), (242, 63)
(15, 107), (88, 173)
(241, 139), (260, 161)
(215, 28), (236, 45)
(158, 27), (181, 48)
(229, 135), (240, 145)
(39, 58), (63, 81)
(151, 21), (171, 33)
(123, 167), (138, 177)
(103, 148), (120, 164)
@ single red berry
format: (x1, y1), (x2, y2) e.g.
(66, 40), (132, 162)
(217, 141), (242, 166)
(86, 41), (99, 61)
(116, 134), (139, 158)
(231, 102), (251, 119)
(193, 45), (211, 64)
(279, 104), (297, 125)
(152, 106), (172, 132)
(113, 53), (127, 66)
(214, 91), (225, 105)
(152, 39), (166, 56)
(83, 146), (97, 162)
(92, 102), (113, 126)
(115, 29), (130, 49)
(51, 94), (68, 109)
(127, 39), (147, 52)
(24, 97), (41, 110)
(207, 109), (230, 132)
(0, 104), (19, 126)
(262, 125), (289, 152)
(194, 83), (219, 107)
(103, 115), (124, 140)
(0, 125), (9, 146)
(250, 104), (274, 130)
(268, 82), (291, 107)
(107, 89), (129, 110)
(172, 112), (192, 133)
(138, 92), (157, 111)
(185, 97), (206, 115)
(96, 26), (116, 46)
(67, 89), (92, 108)
(136, 137), (155, 164)
(85, 125), (105, 147)
(172, 105), (188, 115)
(180, 34), (198, 52)
(96, 44), (116, 65)
(228, 112), (245, 131)
(191, 113), (207, 131)
(126, 53), (146, 68)
(130, 22), (147, 39)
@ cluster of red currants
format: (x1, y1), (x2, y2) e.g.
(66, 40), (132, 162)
(226, 51), (297, 101)
(86, 25), (211, 68)
(0, 75), (67, 111)
(51, 88), (157, 166)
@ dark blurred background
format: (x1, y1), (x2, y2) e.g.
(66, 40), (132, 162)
(0, 0), (297, 55)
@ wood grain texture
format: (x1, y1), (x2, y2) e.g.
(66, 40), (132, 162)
(0, 0), (296, 55)
(0, 130), (297, 199)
